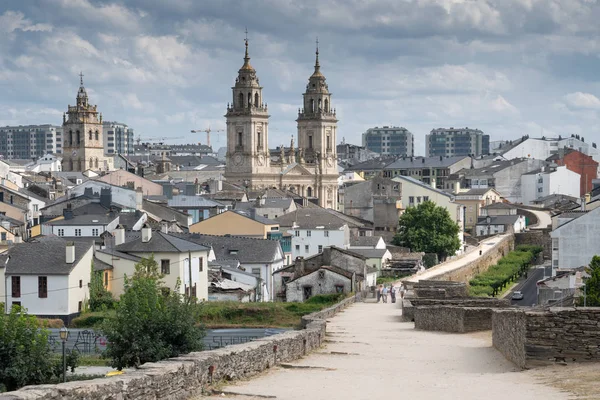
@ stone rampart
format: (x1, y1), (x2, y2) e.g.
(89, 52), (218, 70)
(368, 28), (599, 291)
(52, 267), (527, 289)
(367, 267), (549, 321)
(401, 297), (510, 322)
(493, 308), (600, 369)
(413, 280), (469, 298)
(515, 229), (551, 261)
(0, 295), (359, 400)
(414, 306), (496, 333)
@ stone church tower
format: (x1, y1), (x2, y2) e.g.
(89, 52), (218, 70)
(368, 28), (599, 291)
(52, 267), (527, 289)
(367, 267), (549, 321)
(224, 38), (270, 186)
(223, 38), (338, 209)
(62, 74), (112, 172)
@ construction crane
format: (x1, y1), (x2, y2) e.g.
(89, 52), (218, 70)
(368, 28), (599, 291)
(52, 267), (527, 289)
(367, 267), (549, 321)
(191, 127), (224, 148)
(136, 136), (184, 145)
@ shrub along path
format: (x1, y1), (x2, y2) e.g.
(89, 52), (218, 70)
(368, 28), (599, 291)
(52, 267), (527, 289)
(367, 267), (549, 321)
(198, 302), (569, 400)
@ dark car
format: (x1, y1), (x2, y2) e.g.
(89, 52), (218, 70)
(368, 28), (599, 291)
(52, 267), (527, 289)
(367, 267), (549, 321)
(511, 291), (524, 300)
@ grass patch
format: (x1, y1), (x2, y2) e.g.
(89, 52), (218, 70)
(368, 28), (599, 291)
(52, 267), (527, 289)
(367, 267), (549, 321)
(78, 355), (110, 367)
(71, 311), (115, 328)
(197, 293), (349, 328)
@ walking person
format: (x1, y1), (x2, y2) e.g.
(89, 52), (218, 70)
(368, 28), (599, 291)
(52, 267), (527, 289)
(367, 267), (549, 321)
(382, 285), (388, 303)
(376, 284), (382, 303)
(390, 285), (396, 303)
(399, 283), (406, 300)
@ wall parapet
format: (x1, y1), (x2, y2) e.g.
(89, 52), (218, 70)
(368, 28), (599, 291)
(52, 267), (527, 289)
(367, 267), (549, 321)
(0, 294), (359, 400)
(493, 307), (600, 369)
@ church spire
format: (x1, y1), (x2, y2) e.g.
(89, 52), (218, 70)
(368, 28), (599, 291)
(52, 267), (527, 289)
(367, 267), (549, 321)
(311, 37), (323, 78)
(240, 28), (254, 71)
(76, 71), (88, 107)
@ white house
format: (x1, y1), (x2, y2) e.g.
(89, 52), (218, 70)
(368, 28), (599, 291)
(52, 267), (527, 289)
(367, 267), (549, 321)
(349, 236), (386, 250)
(501, 136), (600, 162)
(475, 215), (526, 237)
(2, 237), (94, 322)
(42, 212), (120, 237)
(113, 225), (211, 300)
(27, 154), (62, 173)
(521, 165), (580, 205)
(68, 180), (141, 209)
(550, 206), (600, 275)
(274, 208), (351, 259)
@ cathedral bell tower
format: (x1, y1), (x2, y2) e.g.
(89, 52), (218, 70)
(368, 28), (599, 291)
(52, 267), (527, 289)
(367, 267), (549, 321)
(62, 73), (107, 172)
(224, 34), (270, 187)
(296, 40), (338, 208)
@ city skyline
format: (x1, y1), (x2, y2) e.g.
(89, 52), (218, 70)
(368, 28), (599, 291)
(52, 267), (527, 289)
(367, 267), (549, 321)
(1, 1), (600, 152)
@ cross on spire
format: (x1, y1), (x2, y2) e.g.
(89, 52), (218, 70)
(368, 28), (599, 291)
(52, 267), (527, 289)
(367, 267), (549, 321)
(79, 71), (84, 86)
(314, 37), (320, 71)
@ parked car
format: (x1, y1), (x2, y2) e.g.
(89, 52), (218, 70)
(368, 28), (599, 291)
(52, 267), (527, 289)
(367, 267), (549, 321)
(511, 291), (524, 300)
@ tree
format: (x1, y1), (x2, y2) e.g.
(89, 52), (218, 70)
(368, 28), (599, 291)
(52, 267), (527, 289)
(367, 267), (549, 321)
(101, 255), (204, 370)
(580, 255), (600, 306)
(89, 262), (115, 312)
(393, 200), (461, 262)
(0, 306), (78, 391)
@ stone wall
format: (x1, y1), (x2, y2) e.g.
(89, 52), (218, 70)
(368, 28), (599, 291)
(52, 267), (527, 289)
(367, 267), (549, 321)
(493, 308), (600, 369)
(414, 306), (496, 333)
(0, 295), (359, 400)
(413, 280), (469, 299)
(401, 297), (510, 322)
(514, 229), (551, 261)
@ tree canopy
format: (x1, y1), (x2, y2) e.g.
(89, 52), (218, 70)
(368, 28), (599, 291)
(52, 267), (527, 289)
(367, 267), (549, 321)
(581, 255), (600, 306)
(392, 200), (461, 261)
(101, 254), (204, 370)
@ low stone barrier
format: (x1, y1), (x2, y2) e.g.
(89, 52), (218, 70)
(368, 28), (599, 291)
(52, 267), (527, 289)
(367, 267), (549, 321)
(493, 308), (600, 369)
(413, 280), (469, 299)
(401, 297), (510, 322)
(414, 306), (496, 333)
(0, 295), (359, 400)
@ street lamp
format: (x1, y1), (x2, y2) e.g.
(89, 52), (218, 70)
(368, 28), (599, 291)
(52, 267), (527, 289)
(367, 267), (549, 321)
(59, 326), (69, 383)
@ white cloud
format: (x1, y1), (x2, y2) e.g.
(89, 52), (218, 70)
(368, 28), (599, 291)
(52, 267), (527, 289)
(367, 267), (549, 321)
(0, 11), (52, 34)
(563, 92), (600, 110)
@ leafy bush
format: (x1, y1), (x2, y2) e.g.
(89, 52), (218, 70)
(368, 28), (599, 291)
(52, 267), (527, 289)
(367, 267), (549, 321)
(0, 306), (79, 392)
(468, 247), (541, 297)
(423, 253), (438, 268)
(71, 313), (108, 328)
(101, 255), (204, 370)
(304, 293), (346, 304)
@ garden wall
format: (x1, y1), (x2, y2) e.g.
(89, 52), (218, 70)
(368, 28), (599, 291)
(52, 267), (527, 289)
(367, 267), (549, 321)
(0, 295), (359, 400)
(493, 308), (600, 369)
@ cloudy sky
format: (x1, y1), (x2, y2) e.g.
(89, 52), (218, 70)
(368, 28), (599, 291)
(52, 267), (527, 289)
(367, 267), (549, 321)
(1, 0), (600, 154)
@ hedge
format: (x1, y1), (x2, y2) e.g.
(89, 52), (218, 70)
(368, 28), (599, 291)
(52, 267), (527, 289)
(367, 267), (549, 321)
(469, 245), (542, 297)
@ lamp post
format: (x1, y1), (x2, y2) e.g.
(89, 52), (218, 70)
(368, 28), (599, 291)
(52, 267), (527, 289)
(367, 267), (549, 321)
(59, 326), (69, 383)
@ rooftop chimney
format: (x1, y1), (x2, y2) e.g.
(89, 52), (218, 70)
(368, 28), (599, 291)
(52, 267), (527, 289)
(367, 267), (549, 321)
(13, 233), (22, 244)
(100, 187), (112, 208)
(135, 187), (143, 209)
(63, 203), (74, 220)
(66, 241), (75, 264)
(114, 225), (125, 246)
(141, 224), (152, 243)
(295, 256), (305, 278)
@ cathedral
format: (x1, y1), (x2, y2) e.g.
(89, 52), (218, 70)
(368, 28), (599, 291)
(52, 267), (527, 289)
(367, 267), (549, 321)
(223, 39), (339, 209)
(62, 74), (113, 172)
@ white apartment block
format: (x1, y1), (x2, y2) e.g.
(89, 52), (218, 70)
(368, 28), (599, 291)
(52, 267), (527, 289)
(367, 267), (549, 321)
(0, 125), (62, 159)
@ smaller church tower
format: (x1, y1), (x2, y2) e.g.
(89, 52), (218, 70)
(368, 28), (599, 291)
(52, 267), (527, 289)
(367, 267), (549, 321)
(224, 34), (271, 187)
(62, 73), (109, 172)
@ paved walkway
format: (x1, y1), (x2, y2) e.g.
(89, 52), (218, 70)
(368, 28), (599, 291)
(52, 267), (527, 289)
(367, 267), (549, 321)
(199, 302), (570, 400)
(406, 234), (509, 283)
(526, 208), (552, 229)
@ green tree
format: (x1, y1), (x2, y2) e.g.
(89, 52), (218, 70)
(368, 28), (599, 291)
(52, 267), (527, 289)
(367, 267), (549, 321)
(89, 262), (115, 312)
(393, 201), (461, 262)
(580, 255), (600, 306)
(0, 306), (78, 391)
(101, 255), (204, 370)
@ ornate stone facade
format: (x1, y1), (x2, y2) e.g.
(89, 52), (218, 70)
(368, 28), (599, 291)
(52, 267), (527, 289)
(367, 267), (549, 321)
(62, 74), (113, 172)
(224, 40), (338, 209)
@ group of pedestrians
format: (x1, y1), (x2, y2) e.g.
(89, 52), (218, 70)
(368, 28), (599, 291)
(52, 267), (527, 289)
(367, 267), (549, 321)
(376, 283), (405, 303)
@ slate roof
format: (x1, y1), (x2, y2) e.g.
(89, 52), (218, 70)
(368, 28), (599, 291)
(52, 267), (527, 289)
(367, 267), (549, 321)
(115, 231), (210, 253)
(459, 160), (525, 177)
(274, 208), (349, 229)
(385, 156), (469, 170)
(142, 199), (190, 226)
(476, 215), (521, 226)
(18, 187), (48, 203)
(46, 214), (118, 226)
(343, 157), (397, 172)
(392, 176), (454, 200)
(96, 248), (143, 262)
(1, 236), (94, 275)
(232, 210), (278, 225)
(348, 248), (389, 259)
(173, 233), (283, 264)
(167, 195), (225, 208)
(288, 265), (354, 283)
(481, 202), (516, 210)
(93, 257), (113, 271)
(350, 236), (383, 247)
(455, 188), (497, 196)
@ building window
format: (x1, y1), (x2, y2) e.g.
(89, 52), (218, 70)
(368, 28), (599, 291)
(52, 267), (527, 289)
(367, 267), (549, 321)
(553, 259), (559, 266)
(252, 268), (261, 276)
(552, 239), (558, 251)
(9, 195), (13, 204)
(335, 285), (344, 293)
(38, 276), (47, 298)
(305, 245), (309, 253)
(308, 135), (313, 149)
(75, 229), (81, 237)
(78, 301), (83, 312)
(161, 259), (170, 275)
(537, 187), (543, 193)
(33, 204), (38, 212)
(417, 196), (421, 203)
(409, 196), (414, 205)
(324, 231), (329, 237)
(295, 230), (300, 237)
(199, 257), (204, 272)
(306, 230), (311, 237)
(92, 229), (99, 236)
(79, 279), (83, 288)
(318, 245), (323, 253)
(237, 132), (243, 147)
(295, 245), (300, 251)
(58, 229), (64, 237)
(1, 232), (5, 241)
(104, 272), (109, 287)
(423, 196), (429, 202)
(12, 302), (21, 309)
(11, 276), (20, 298)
